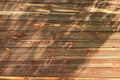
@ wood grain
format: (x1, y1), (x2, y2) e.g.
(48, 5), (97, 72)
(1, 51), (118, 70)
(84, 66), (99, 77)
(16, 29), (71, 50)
(0, 0), (120, 79)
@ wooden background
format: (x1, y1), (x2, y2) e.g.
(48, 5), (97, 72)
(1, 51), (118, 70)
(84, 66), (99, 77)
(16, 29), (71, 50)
(0, 0), (120, 80)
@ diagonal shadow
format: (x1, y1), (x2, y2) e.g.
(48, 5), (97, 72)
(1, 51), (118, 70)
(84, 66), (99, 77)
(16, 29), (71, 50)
(0, 0), (119, 78)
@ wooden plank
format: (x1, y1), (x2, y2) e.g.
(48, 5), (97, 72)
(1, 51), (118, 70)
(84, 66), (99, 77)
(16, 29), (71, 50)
(1, 47), (120, 56)
(0, 0), (119, 5)
(1, 67), (120, 77)
(0, 2), (119, 11)
(0, 11), (119, 21)
(0, 31), (120, 40)
(0, 20), (117, 25)
(0, 0), (104, 4)
(0, 47), (119, 54)
(1, 54), (120, 60)
(1, 47), (120, 60)
(0, 2), (90, 11)
(0, 59), (120, 67)
(0, 77), (120, 80)
(0, 21), (119, 31)
(0, 40), (120, 48)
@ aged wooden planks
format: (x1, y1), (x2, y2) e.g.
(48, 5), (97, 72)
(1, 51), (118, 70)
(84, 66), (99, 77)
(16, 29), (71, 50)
(0, 0), (120, 79)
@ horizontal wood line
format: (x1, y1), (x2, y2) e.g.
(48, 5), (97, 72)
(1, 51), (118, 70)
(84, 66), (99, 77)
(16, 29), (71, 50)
(1, 76), (120, 78)
(1, 77), (120, 80)
(0, 46), (120, 49)
(1, 57), (120, 59)
(0, 60), (118, 62)
(20, 39), (120, 41)
(0, 75), (120, 80)
(10, 40), (120, 42)
(0, 0), (118, 4)
(5, 38), (120, 41)
(0, 19), (117, 24)
(0, 11), (79, 13)
(0, 1), (91, 3)
(0, 3), (118, 5)
(67, 77), (120, 78)
(0, 47), (119, 49)
(0, 31), (119, 33)
(0, 66), (120, 68)
(0, 60), (114, 62)
(0, 1), (118, 4)
(0, 77), (120, 79)
(0, 9), (119, 16)
(0, 6), (119, 11)
(1, 48), (120, 51)
(0, 30), (120, 32)
(2, 39), (119, 41)
(0, 19), (119, 22)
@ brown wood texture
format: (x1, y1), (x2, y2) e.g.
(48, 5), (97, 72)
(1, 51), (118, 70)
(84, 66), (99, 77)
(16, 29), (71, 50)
(0, 0), (120, 80)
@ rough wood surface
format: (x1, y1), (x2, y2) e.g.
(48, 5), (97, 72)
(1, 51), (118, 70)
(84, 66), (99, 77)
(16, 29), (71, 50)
(0, 0), (120, 79)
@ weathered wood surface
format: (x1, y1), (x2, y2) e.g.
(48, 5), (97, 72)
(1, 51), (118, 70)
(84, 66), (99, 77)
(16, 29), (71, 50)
(0, 0), (120, 79)
(0, 21), (119, 31)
